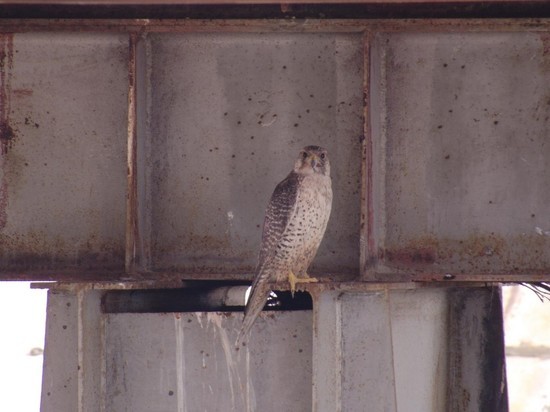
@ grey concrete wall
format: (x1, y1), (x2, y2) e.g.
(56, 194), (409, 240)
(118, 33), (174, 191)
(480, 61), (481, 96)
(313, 288), (449, 412)
(41, 285), (507, 412)
(0, 33), (128, 274)
(104, 311), (313, 412)
(143, 33), (363, 277)
(371, 32), (550, 275)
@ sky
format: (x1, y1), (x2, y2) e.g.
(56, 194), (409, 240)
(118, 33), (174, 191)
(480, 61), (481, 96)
(0, 282), (47, 412)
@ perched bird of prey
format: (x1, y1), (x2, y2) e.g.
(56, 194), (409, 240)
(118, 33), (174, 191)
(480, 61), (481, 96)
(236, 145), (333, 345)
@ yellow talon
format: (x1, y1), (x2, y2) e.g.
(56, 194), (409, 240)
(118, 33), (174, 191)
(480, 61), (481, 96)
(288, 271), (318, 297)
(289, 271), (298, 297)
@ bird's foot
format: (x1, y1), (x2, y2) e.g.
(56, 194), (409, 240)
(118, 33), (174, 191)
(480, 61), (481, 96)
(288, 271), (318, 297)
(288, 271), (298, 297)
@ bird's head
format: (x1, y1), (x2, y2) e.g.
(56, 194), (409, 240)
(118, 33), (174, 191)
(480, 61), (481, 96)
(294, 145), (330, 177)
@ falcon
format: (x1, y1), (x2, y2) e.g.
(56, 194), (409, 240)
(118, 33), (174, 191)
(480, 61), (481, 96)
(236, 145), (333, 345)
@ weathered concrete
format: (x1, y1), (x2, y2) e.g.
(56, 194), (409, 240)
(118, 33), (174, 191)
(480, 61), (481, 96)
(41, 285), (507, 412)
(0, 33), (128, 274)
(370, 32), (550, 276)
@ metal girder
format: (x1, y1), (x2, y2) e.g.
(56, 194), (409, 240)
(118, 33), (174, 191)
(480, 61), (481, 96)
(0, 19), (548, 284)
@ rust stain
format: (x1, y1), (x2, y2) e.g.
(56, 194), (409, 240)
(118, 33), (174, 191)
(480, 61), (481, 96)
(126, 33), (138, 274)
(0, 178), (7, 230)
(0, 33), (14, 156)
(540, 33), (550, 73)
(362, 32), (374, 277)
(0, 231), (125, 272)
(383, 232), (550, 273)
(0, 121), (14, 154)
(12, 88), (32, 97)
(0, 34), (14, 232)
(382, 235), (438, 266)
(385, 247), (436, 265)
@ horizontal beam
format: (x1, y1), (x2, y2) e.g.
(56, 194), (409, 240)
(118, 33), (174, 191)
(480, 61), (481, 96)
(1, 18), (550, 33)
(0, 5), (550, 19)
(29, 275), (548, 294)
(4, 267), (547, 286)
(8, 268), (548, 285)
(411, 273), (550, 283)
(3, 0), (546, 4)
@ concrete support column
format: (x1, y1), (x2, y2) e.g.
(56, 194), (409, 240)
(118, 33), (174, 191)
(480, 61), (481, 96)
(312, 290), (397, 412)
(313, 287), (506, 412)
(41, 288), (103, 412)
(40, 285), (507, 412)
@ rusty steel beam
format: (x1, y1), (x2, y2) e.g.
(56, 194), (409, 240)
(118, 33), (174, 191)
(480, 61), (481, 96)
(2, 0), (546, 4)
(125, 33), (138, 274)
(0, 19), (548, 284)
(0, 19), (549, 34)
(30, 277), (527, 295)
(11, 270), (548, 284)
(2, 3), (550, 20)
(412, 272), (550, 283)
(360, 30), (373, 279)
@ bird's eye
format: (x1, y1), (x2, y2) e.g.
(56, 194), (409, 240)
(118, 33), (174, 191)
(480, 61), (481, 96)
(320, 153), (326, 160)
(302, 152), (308, 159)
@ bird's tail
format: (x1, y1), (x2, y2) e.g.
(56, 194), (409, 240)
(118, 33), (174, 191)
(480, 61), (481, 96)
(235, 282), (271, 347)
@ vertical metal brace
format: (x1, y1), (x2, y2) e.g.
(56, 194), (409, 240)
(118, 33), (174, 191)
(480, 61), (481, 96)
(125, 33), (138, 275)
(447, 287), (509, 412)
(360, 30), (374, 278)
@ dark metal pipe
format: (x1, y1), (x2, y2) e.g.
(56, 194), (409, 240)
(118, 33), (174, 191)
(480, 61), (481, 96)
(102, 285), (313, 313)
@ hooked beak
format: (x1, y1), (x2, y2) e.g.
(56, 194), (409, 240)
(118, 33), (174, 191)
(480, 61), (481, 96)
(310, 155), (320, 169)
